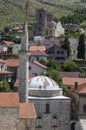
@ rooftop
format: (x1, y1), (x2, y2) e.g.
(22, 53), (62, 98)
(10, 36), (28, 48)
(29, 45), (46, 52)
(5, 59), (19, 67)
(0, 93), (19, 107)
(62, 77), (86, 86)
(19, 103), (36, 119)
(0, 40), (15, 46)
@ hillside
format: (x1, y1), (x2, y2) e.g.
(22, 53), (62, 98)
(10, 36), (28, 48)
(0, 0), (85, 29)
(0, 0), (72, 29)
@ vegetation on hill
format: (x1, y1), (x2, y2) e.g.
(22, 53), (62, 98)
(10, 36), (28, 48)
(0, 0), (73, 28)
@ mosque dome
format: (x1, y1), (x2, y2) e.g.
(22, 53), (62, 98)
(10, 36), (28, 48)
(29, 76), (62, 97)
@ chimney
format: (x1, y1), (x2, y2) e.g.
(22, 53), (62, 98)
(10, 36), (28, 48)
(75, 82), (78, 90)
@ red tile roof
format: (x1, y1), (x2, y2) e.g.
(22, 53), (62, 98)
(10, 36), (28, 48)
(0, 93), (19, 107)
(5, 59), (19, 67)
(29, 46), (45, 52)
(19, 103), (36, 118)
(0, 40), (14, 45)
(60, 71), (80, 78)
(0, 59), (5, 63)
(62, 77), (86, 86)
(30, 51), (48, 56)
(74, 82), (86, 94)
(0, 70), (12, 74)
(33, 60), (48, 69)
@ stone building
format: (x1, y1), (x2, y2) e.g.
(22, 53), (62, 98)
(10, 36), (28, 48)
(32, 8), (65, 37)
(28, 76), (70, 130)
(0, 93), (36, 130)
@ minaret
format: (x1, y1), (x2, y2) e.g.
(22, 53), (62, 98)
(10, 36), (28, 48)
(18, 0), (29, 103)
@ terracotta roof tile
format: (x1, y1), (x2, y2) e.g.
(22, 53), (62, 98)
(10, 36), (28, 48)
(0, 40), (14, 45)
(62, 77), (86, 86)
(33, 60), (48, 69)
(5, 59), (19, 67)
(19, 103), (36, 118)
(74, 82), (86, 94)
(0, 93), (19, 107)
(60, 71), (80, 78)
(0, 59), (5, 63)
(0, 70), (12, 74)
(29, 46), (45, 52)
(30, 51), (48, 56)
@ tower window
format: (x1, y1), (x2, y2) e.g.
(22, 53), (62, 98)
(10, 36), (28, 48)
(83, 104), (86, 113)
(52, 116), (57, 127)
(36, 116), (42, 128)
(39, 13), (42, 18)
(46, 103), (50, 113)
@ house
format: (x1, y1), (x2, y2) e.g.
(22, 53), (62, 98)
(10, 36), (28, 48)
(30, 51), (48, 61)
(0, 59), (12, 81)
(12, 44), (21, 54)
(0, 40), (14, 53)
(63, 23), (79, 31)
(0, 92), (36, 130)
(46, 44), (67, 64)
(60, 71), (80, 78)
(29, 60), (48, 76)
(5, 58), (48, 80)
(62, 77), (86, 91)
(5, 59), (19, 79)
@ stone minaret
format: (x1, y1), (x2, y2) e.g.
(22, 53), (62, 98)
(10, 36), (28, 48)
(18, 0), (29, 103)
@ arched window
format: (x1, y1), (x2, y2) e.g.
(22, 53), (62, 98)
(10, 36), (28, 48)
(36, 116), (42, 128)
(46, 103), (49, 113)
(52, 116), (57, 127)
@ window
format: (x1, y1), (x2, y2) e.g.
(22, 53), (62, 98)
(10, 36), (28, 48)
(61, 51), (64, 54)
(36, 116), (42, 128)
(39, 13), (42, 18)
(52, 116), (57, 127)
(39, 27), (41, 32)
(57, 51), (60, 54)
(29, 66), (31, 70)
(83, 104), (86, 113)
(46, 103), (50, 113)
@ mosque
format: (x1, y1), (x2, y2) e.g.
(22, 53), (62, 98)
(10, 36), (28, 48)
(0, 2), (70, 130)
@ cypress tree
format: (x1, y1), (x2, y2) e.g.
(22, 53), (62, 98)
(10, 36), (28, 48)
(77, 34), (85, 59)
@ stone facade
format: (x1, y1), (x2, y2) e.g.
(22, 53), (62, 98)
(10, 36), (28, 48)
(29, 98), (70, 130)
(46, 44), (67, 64)
(0, 107), (19, 130)
(32, 8), (65, 37)
(28, 76), (70, 130)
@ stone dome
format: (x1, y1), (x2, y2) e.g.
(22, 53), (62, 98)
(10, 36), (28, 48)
(28, 76), (62, 97)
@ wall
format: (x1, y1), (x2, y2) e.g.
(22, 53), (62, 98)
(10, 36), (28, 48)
(0, 107), (19, 130)
(29, 98), (70, 130)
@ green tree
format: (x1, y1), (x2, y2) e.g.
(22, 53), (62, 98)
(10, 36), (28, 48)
(0, 80), (12, 92)
(40, 59), (59, 71)
(77, 34), (85, 60)
(63, 61), (77, 71)
(61, 37), (70, 57)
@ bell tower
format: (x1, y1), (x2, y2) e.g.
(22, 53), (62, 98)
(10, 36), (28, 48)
(18, 0), (29, 103)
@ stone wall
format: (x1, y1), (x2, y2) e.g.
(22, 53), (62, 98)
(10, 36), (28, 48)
(18, 118), (35, 130)
(0, 107), (19, 130)
(29, 98), (70, 130)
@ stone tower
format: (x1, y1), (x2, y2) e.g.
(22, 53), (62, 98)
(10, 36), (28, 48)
(18, 0), (29, 103)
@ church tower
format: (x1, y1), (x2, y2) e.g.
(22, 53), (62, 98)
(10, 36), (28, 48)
(18, 0), (29, 103)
